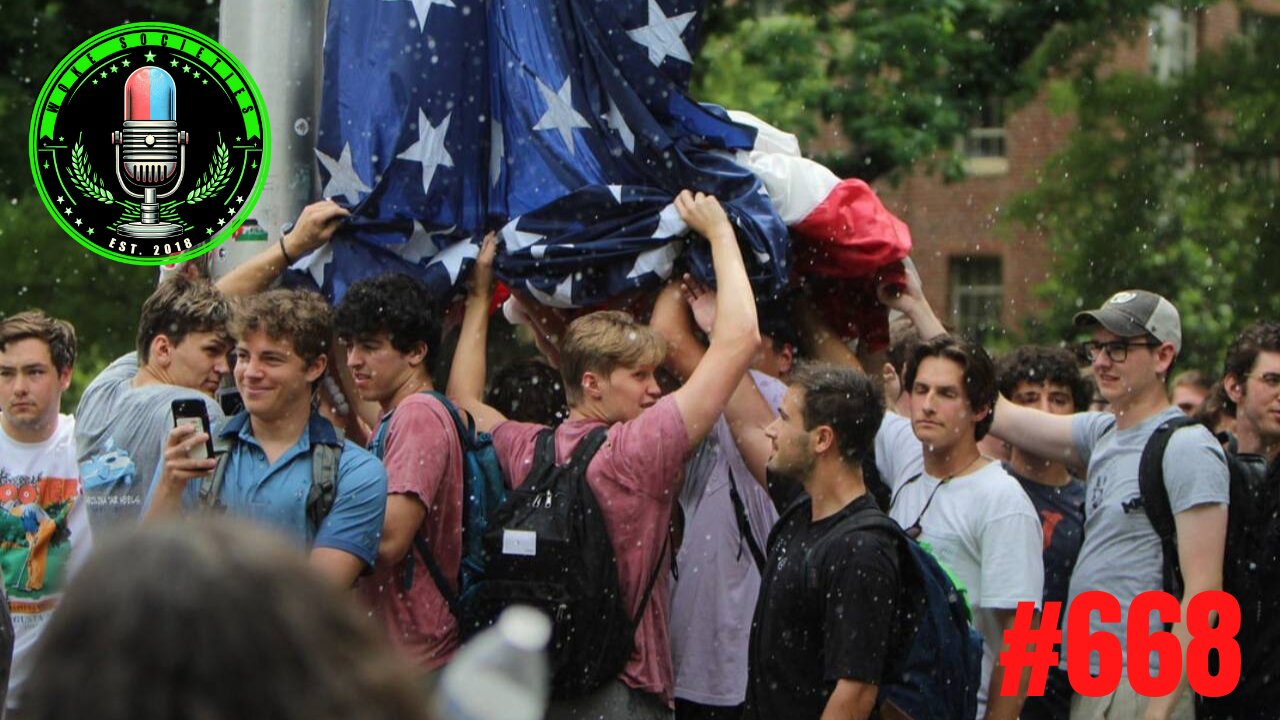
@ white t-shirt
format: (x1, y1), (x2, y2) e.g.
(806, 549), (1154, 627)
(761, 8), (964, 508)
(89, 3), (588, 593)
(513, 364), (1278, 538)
(875, 411), (924, 492)
(888, 460), (1043, 719)
(0, 414), (93, 710)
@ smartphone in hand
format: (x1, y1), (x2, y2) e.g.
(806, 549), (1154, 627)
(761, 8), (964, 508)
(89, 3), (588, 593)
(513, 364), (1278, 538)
(171, 399), (215, 460)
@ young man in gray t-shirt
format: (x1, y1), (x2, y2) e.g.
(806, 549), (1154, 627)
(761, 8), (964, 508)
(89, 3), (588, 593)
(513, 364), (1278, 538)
(990, 290), (1228, 720)
(76, 276), (230, 533)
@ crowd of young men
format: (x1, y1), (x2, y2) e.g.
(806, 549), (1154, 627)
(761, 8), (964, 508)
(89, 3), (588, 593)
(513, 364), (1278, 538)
(2, 191), (1278, 720)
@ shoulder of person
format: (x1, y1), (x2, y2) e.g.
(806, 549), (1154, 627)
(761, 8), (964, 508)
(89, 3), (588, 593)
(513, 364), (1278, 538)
(336, 439), (387, 480)
(391, 393), (458, 432)
(1075, 410), (1117, 440)
(974, 462), (1039, 511)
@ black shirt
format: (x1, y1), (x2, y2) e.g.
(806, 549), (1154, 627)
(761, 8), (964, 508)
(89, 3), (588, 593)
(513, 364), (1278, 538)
(745, 493), (900, 720)
(1004, 463), (1086, 610)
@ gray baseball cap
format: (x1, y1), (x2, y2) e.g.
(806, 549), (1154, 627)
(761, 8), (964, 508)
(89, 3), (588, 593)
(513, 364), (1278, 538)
(1073, 290), (1182, 355)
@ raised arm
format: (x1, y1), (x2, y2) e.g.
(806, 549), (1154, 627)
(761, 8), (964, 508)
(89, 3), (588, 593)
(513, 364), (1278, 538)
(446, 233), (508, 433)
(669, 191), (762, 446)
(650, 275), (775, 484)
(877, 257), (946, 342)
(988, 397), (1082, 467)
(795, 293), (864, 371)
(216, 200), (349, 297)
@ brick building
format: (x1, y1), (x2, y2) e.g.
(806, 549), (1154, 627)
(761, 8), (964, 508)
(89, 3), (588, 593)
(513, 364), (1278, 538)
(871, 2), (1275, 343)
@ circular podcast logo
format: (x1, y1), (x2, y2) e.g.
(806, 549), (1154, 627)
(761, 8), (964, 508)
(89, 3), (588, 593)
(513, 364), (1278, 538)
(29, 23), (270, 265)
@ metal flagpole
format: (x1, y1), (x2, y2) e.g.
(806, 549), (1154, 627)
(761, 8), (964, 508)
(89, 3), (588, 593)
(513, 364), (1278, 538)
(211, 0), (328, 279)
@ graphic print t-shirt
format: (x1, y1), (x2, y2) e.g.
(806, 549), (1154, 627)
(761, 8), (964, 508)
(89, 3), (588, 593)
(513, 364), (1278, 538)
(0, 414), (92, 709)
(75, 353), (223, 532)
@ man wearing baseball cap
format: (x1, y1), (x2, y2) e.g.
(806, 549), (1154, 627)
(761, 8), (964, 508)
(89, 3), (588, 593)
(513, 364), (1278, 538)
(988, 290), (1228, 720)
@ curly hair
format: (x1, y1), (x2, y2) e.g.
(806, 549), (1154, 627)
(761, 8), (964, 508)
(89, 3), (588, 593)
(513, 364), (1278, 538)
(334, 273), (442, 356)
(487, 359), (569, 426)
(904, 335), (998, 441)
(0, 310), (77, 374)
(136, 275), (230, 363)
(789, 362), (885, 465)
(229, 289), (332, 368)
(997, 345), (1091, 412)
(17, 518), (429, 720)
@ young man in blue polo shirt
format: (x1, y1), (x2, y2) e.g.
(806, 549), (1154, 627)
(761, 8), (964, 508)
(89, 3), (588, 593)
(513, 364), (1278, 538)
(147, 289), (387, 588)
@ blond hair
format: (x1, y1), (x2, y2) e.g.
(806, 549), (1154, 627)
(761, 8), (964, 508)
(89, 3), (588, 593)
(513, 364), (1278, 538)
(229, 289), (332, 368)
(559, 311), (666, 406)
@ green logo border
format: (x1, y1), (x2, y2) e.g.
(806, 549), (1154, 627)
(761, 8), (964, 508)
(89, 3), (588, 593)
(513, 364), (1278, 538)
(28, 21), (272, 266)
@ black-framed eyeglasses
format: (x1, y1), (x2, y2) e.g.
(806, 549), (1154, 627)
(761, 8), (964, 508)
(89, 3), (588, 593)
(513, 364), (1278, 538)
(1078, 340), (1161, 364)
(1245, 372), (1280, 390)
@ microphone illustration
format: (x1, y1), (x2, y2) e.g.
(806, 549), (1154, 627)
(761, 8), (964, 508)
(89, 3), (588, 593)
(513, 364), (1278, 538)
(111, 67), (188, 239)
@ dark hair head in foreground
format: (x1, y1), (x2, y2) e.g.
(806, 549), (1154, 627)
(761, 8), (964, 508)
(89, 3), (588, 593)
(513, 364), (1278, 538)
(19, 518), (428, 720)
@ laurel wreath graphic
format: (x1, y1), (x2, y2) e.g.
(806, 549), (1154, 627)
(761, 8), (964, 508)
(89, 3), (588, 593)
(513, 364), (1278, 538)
(65, 137), (237, 232)
(184, 141), (231, 204)
(68, 142), (115, 204)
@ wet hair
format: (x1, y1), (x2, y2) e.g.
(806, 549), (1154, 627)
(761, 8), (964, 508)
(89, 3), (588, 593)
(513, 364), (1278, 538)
(230, 289), (332, 368)
(136, 275), (231, 363)
(789, 362), (885, 465)
(334, 273), (442, 357)
(904, 335), (998, 441)
(1222, 321), (1280, 412)
(487, 359), (569, 426)
(18, 518), (428, 720)
(886, 321), (921, 377)
(757, 295), (802, 355)
(0, 310), (77, 374)
(997, 345), (1091, 412)
(558, 311), (666, 406)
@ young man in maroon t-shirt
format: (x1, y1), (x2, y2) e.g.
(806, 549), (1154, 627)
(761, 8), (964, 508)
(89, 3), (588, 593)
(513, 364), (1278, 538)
(334, 273), (464, 685)
(449, 190), (761, 719)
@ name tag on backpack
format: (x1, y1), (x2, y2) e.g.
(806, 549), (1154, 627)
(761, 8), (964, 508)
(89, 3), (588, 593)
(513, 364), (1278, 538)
(502, 529), (537, 556)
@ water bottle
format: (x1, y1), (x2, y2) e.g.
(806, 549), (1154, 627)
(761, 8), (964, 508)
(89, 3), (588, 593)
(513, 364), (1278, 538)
(433, 606), (552, 720)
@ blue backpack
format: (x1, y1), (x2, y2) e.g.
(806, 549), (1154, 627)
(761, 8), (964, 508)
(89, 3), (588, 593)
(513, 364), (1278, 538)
(807, 507), (983, 720)
(371, 391), (507, 614)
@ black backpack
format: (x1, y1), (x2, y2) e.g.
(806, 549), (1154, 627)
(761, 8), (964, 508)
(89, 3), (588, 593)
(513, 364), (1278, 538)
(458, 427), (667, 699)
(791, 501), (983, 720)
(1138, 416), (1268, 603)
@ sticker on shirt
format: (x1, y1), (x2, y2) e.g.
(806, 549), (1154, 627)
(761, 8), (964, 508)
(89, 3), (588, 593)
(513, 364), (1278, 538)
(502, 529), (537, 556)
(1, 473), (82, 612)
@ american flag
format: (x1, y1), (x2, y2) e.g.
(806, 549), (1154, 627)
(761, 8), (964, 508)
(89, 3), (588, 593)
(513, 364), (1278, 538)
(298, 0), (790, 306)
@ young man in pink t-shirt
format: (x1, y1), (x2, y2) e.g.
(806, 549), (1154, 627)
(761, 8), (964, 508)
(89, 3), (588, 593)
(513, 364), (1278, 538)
(334, 273), (464, 682)
(449, 190), (761, 719)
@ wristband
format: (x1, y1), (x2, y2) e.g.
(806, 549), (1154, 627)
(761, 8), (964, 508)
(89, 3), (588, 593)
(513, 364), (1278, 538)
(279, 235), (296, 266)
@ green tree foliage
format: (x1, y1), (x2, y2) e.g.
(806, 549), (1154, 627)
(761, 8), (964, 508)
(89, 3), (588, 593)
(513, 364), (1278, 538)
(2, 2), (217, 406)
(695, 0), (1170, 182)
(1009, 15), (1280, 374)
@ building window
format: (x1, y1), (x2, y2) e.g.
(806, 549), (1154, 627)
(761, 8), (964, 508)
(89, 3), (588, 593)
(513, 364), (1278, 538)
(962, 99), (1007, 176)
(948, 256), (1003, 342)
(1149, 5), (1196, 82)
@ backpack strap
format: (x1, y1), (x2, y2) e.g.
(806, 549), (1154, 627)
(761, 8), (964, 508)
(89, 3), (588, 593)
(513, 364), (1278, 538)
(726, 468), (767, 572)
(1138, 415), (1200, 600)
(803, 503), (901, 592)
(307, 428), (344, 536)
(199, 449), (233, 513)
(634, 530), (671, 629)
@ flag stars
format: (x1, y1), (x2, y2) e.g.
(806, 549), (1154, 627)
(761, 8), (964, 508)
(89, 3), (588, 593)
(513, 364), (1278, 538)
(397, 108), (454, 194)
(533, 77), (590, 156)
(627, 0), (696, 67)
